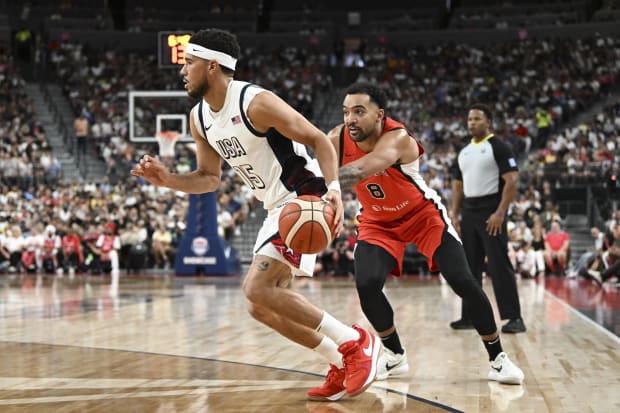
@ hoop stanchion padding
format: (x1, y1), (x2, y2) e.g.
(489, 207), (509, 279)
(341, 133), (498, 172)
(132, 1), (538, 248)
(174, 191), (240, 275)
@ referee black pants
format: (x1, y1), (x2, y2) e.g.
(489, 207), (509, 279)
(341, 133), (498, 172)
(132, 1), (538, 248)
(459, 208), (522, 321)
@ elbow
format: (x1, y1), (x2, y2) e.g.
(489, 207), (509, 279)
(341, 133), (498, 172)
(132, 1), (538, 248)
(190, 170), (220, 194)
(207, 175), (221, 191)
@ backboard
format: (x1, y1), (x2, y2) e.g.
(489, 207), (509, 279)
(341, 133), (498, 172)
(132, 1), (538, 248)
(128, 90), (196, 143)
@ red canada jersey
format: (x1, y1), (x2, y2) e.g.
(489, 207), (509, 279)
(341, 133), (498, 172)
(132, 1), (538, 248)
(339, 117), (456, 275)
(340, 117), (432, 224)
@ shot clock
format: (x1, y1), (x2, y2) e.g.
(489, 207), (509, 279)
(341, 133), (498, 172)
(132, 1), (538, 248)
(158, 31), (192, 68)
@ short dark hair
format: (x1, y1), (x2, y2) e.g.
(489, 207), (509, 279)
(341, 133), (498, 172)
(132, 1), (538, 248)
(345, 82), (387, 110)
(470, 103), (493, 123)
(189, 28), (240, 75)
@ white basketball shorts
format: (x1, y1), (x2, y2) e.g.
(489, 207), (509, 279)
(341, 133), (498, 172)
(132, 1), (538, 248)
(253, 204), (317, 277)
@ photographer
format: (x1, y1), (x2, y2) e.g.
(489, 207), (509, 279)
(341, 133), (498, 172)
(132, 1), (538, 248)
(333, 237), (354, 276)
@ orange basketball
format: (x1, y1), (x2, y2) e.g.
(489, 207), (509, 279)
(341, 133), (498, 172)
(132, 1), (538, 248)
(278, 195), (337, 254)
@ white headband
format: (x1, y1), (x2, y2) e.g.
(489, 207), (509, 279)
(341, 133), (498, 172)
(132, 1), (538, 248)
(186, 43), (237, 70)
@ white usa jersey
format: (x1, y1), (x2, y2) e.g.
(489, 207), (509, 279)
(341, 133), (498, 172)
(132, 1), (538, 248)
(192, 80), (326, 210)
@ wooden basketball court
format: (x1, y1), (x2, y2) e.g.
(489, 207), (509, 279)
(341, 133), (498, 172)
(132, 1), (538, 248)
(0, 273), (618, 412)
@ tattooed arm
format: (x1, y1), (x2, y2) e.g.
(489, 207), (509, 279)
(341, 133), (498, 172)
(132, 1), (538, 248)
(339, 164), (365, 192)
(326, 127), (419, 192)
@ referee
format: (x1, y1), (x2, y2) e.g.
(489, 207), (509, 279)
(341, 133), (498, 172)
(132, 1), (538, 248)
(449, 103), (526, 334)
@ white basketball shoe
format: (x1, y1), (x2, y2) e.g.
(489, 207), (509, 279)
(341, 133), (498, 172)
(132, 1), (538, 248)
(488, 352), (524, 385)
(376, 348), (409, 380)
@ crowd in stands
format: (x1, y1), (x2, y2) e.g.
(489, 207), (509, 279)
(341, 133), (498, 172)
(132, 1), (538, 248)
(0, 55), (62, 190)
(449, 1), (585, 30)
(0, 173), (192, 275)
(356, 36), (618, 159)
(1, 33), (619, 283)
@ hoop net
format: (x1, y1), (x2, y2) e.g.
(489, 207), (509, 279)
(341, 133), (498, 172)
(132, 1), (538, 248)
(156, 131), (180, 158)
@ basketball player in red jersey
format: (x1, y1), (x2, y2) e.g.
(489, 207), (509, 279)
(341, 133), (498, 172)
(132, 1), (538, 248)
(327, 82), (524, 385)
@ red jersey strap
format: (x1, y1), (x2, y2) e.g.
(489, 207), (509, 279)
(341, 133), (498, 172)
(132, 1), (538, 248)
(382, 117), (424, 157)
(338, 125), (346, 167)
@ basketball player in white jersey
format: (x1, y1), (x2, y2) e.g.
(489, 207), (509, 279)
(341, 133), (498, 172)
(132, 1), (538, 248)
(131, 28), (381, 401)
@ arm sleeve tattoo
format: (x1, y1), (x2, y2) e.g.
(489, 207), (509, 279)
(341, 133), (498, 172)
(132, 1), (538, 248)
(339, 164), (364, 192)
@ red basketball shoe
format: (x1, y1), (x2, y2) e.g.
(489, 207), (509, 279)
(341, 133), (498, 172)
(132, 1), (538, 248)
(338, 324), (381, 397)
(306, 364), (346, 401)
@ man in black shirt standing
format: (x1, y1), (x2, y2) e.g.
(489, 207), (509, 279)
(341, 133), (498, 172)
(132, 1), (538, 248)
(450, 103), (526, 334)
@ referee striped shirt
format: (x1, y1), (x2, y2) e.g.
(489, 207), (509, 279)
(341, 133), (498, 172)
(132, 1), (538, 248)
(453, 134), (518, 211)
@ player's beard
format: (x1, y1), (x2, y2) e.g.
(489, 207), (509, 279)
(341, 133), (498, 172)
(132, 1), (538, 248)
(348, 126), (371, 142)
(187, 79), (209, 99)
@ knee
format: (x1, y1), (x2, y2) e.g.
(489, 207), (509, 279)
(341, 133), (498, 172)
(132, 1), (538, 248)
(445, 269), (481, 298)
(246, 300), (271, 322)
(243, 281), (270, 322)
(242, 277), (271, 308)
(242, 277), (258, 302)
(355, 272), (384, 297)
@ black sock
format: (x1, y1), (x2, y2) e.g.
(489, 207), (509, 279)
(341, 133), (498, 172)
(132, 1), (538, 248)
(483, 336), (503, 361)
(381, 330), (404, 354)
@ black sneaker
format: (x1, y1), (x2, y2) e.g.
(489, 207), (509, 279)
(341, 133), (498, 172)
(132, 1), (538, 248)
(450, 318), (475, 330)
(501, 318), (526, 334)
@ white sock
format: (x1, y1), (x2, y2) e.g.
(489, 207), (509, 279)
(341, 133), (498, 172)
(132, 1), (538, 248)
(313, 336), (343, 368)
(316, 311), (360, 345)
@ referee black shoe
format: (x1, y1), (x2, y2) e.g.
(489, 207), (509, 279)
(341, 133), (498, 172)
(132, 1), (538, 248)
(501, 318), (526, 334)
(450, 318), (475, 330)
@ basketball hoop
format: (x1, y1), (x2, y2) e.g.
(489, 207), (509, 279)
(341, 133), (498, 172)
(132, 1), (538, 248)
(156, 130), (180, 158)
